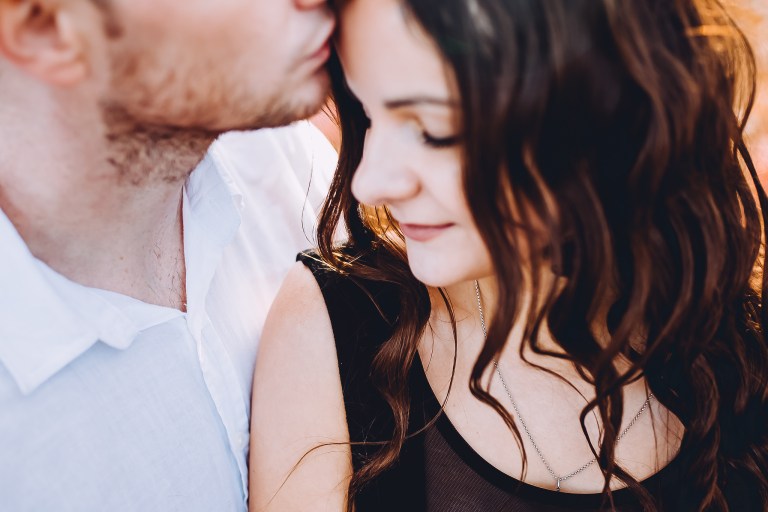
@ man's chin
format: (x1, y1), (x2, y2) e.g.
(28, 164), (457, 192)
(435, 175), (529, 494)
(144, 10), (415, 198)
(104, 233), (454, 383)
(121, 72), (332, 134)
(221, 91), (329, 132)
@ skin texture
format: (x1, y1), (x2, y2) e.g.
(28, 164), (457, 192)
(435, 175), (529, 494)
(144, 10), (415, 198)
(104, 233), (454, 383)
(0, 0), (333, 309)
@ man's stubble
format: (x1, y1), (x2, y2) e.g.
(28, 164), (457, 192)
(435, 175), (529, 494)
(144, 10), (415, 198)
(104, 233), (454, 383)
(99, 37), (328, 186)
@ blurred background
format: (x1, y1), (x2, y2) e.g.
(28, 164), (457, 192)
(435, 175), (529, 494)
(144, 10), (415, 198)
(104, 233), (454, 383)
(729, 0), (768, 184)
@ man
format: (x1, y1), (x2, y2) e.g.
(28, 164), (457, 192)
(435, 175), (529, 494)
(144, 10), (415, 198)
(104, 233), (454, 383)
(0, 0), (336, 510)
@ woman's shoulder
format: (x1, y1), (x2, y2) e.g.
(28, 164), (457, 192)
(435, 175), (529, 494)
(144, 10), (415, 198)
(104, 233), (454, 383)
(296, 249), (402, 357)
(249, 261), (351, 511)
(295, 249), (414, 448)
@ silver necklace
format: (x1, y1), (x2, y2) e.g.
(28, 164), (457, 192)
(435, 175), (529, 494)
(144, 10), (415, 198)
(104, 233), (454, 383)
(472, 280), (654, 492)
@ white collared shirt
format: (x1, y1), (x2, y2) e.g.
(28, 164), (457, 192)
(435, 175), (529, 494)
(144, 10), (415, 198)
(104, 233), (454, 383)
(0, 122), (337, 512)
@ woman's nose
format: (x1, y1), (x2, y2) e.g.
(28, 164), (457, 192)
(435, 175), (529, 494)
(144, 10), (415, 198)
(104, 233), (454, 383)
(350, 128), (420, 207)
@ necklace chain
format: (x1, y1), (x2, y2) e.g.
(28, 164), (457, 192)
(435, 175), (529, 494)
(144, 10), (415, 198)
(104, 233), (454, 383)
(472, 280), (653, 492)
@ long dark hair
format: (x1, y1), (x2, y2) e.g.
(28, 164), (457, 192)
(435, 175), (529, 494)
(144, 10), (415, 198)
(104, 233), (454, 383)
(319, 0), (768, 509)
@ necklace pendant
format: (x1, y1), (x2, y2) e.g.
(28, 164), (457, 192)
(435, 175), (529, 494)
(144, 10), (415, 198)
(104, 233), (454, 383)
(556, 478), (562, 492)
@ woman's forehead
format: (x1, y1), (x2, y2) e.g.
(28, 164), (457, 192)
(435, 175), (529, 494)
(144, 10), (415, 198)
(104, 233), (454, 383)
(338, 0), (452, 104)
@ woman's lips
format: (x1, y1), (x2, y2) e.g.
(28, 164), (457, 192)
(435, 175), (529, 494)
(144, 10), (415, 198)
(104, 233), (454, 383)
(399, 223), (454, 242)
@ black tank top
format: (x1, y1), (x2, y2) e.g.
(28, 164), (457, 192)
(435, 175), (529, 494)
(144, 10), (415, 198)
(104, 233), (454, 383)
(298, 252), (761, 511)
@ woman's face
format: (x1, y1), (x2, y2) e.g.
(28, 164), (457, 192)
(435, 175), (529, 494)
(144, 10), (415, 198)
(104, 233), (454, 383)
(338, 0), (493, 287)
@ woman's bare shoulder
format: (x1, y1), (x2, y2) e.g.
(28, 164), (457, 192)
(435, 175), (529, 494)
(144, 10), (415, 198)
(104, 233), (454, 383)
(250, 261), (350, 512)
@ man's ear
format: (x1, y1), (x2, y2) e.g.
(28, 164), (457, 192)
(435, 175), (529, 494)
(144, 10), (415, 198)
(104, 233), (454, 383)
(0, 0), (89, 86)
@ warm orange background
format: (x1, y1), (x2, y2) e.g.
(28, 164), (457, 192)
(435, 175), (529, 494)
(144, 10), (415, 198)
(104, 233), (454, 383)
(729, 0), (768, 186)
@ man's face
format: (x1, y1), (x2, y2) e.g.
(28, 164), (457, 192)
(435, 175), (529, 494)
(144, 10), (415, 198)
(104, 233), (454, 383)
(100, 0), (334, 132)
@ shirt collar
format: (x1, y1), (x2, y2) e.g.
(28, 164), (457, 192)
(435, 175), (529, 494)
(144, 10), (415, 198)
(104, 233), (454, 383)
(0, 149), (243, 395)
(0, 210), (134, 394)
(182, 146), (243, 335)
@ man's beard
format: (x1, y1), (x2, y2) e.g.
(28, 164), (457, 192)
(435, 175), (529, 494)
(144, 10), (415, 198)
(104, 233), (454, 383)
(91, 5), (329, 186)
(98, 67), (327, 187)
(99, 101), (218, 186)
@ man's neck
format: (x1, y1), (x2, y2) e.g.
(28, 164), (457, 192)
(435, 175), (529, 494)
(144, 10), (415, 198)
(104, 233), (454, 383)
(0, 124), (216, 309)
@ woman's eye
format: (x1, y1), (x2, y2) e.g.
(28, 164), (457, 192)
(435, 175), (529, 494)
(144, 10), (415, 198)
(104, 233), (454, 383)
(421, 131), (462, 149)
(404, 119), (460, 149)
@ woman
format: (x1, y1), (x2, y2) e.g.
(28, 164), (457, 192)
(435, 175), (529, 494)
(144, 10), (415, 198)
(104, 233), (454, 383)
(250, 0), (768, 510)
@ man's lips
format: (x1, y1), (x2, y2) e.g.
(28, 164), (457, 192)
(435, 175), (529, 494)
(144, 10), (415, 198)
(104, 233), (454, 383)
(307, 40), (331, 63)
(306, 18), (336, 64)
(399, 223), (454, 242)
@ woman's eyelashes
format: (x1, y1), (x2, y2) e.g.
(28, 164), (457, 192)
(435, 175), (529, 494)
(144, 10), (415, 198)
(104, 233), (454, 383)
(405, 118), (460, 149)
(411, 119), (461, 149)
(421, 131), (462, 148)
(359, 106), (460, 149)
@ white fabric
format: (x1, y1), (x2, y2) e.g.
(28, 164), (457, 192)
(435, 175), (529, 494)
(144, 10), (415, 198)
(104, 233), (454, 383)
(0, 121), (337, 512)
